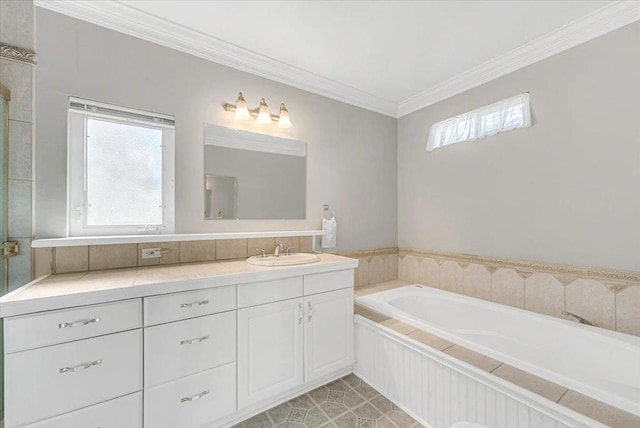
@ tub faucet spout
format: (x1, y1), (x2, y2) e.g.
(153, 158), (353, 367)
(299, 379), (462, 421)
(563, 311), (593, 326)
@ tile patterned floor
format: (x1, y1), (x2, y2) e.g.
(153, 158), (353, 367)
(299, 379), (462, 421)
(232, 374), (424, 428)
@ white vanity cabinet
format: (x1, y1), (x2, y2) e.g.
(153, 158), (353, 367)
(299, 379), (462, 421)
(238, 297), (306, 408)
(4, 300), (143, 428)
(304, 287), (354, 383)
(238, 272), (354, 409)
(2, 258), (356, 428)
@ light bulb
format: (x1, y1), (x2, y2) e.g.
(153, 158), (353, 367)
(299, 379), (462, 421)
(278, 103), (292, 128)
(256, 98), (272, 124)
(234, 92), (250, 120)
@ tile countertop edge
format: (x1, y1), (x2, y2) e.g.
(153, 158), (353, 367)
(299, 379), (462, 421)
(31, 230), (325, 248)
(0, 255), (358, 318)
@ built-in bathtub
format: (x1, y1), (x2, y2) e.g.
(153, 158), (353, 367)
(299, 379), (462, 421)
(355, 284), (640, 427)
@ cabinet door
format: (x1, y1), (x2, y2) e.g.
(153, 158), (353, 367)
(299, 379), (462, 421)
(237, 298), (304, 408)
(304, 288), (354, 383)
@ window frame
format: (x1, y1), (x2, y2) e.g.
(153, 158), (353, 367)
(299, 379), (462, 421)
(67, 98), (175, 236)
(426, 92), (531, 151)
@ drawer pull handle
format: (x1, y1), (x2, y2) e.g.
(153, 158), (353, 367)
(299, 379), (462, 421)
(180, 300), (209, 308)
(298, 303), (303, 325)
(59, 359), (102, 374)
(180, 335), (210, 345)
(308, 301), (313, 322)
(181, 389), (210, 403)
(58, 317), (101, 328)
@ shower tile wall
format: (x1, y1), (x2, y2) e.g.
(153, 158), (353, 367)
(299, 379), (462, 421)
(1, 0), (35, 291)
(398, 249), (640, 337)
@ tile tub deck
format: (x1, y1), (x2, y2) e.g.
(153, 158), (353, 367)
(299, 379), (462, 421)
(354, 280), (640, 428)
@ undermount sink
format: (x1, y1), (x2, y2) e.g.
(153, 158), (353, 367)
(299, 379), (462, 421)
(246, 253), (320, 267)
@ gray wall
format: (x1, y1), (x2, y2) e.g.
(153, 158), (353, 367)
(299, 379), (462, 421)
(398, 22), (640, 271)
(35, 8), (398, 251)
(204, 145), (306, 220)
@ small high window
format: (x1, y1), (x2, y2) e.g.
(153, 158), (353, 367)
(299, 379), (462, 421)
(427, 93), (531, 151)
(67, 98), (175, 236)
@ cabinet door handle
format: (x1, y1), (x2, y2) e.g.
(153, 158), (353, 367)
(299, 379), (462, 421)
(58, 317), (100, 328)
(180, 299), (209, 308)
(180, 335), (210, 345)
(298, 303), (303, 325)
(181, 389), (210, 403)
(308, 301), (313, 322)
(59, 359), (102, 374)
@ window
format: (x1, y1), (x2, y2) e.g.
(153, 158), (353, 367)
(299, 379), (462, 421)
(68, 98), (175, 236)
(426, 93), (531, 151)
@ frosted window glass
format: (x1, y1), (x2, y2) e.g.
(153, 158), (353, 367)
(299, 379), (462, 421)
(86, 118), (163, 226)
(426, 93), (531, 151)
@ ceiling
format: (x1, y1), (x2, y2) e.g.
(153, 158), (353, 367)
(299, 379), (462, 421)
(36, 1), (640, 116)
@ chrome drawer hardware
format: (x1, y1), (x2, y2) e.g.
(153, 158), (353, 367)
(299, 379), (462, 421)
(180, 300), (209, 308)
(308, 301), (313, 322)
(180, 335), (210, 345)
(58, 317), (101, 329)
(59, 359), (102, 374)
(181, 389), (210, 403)
(298, 303), (303, 325)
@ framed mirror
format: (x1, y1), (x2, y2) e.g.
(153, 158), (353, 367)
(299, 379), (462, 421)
(204, 124), (306, 220)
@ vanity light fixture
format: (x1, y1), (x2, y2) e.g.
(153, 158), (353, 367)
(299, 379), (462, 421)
(278, 104), (292, 128)
(233, 92), (251, 120)
(223, 92), (292, 128)
(256, 98), (272, 124)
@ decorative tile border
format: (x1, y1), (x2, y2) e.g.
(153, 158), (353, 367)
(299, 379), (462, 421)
(0, 43), (37, 65)
(399, 248), (640, 284)
(337, 247), (398, 258)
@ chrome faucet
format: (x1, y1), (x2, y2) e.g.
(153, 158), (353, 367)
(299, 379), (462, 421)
(563, 311), (594, 326)
(274, 243), (285, 257)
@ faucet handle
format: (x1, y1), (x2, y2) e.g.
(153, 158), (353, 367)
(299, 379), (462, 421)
(255, 248), (267, 258)
(286, 246), (296, 256)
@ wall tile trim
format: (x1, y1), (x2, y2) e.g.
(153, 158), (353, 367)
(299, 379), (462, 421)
(0, 43), (37, 65)
(399, 247), (640, 284)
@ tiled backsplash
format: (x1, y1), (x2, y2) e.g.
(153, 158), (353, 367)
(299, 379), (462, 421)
(339, 248), (399, 287)
(397, 248), (640, 337)
(33, 236), (314, 276)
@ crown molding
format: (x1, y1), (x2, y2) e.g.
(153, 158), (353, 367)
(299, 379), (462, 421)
(33, 0), (397, 117)
(397, 1), (640, 117)
(34, 1), (640, 119)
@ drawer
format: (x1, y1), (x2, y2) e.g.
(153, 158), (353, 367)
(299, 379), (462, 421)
(237, 276), (303, 308)
(4, 299), (141, 353)
(144, 363), (236, 428)
(304, 270), (354, 295)
(144, 311), (236, 387)
(23, 392), (142, 428)
(5, 329), (142, 427)
(144, 285), (235, 326)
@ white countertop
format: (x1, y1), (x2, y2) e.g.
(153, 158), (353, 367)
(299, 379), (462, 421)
(0, 253), (358, 318)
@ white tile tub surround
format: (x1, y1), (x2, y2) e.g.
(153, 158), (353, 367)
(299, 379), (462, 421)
(398, 248), (640, 337)
(355, 317), (605, 428)
(356, 285), (640, 420)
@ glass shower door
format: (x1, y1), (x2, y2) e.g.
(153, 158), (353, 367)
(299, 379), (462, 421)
(0, 88), (9, 419)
